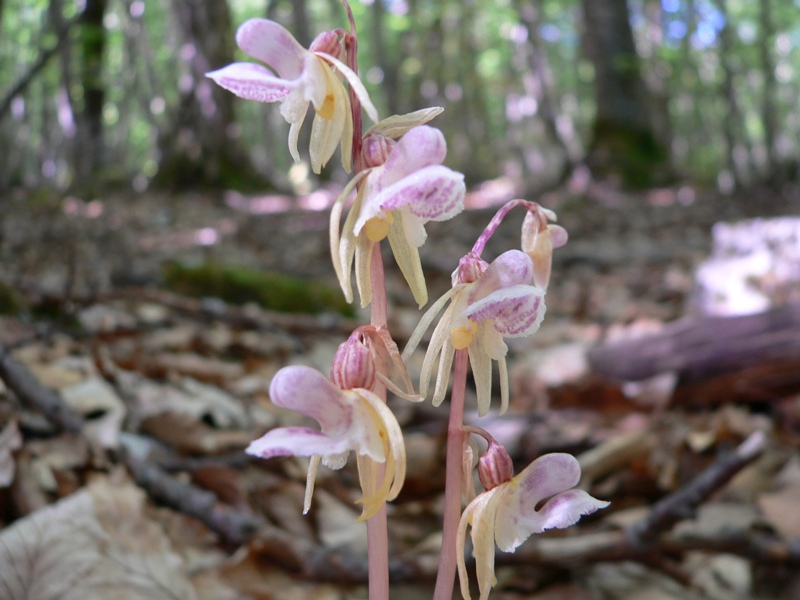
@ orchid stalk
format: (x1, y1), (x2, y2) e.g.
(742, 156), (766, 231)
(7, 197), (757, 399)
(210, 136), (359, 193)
(208, 4), (606, 599)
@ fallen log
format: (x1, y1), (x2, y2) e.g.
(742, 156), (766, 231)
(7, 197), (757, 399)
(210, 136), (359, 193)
(586, 303), (800, 405)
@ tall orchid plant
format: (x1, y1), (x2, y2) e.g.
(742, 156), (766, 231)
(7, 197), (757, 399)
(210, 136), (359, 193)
(208, 4), (607, 599)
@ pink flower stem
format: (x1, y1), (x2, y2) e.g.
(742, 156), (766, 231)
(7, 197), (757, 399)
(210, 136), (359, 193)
(433, 347), (469, 600)
(366, 242), (389, 600)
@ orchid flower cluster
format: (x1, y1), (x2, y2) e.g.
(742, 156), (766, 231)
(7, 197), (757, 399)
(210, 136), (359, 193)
(208, 5), (607, 599)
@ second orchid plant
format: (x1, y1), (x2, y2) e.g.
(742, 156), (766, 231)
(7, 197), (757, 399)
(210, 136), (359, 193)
(208, 3), (608, 599)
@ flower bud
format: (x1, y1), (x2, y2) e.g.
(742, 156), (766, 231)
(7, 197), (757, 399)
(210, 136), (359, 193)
(362, 133), (396, 169)
(331, 333), (375, 390)
(309, 30), (341, 57)
(478, 440), (514, 491)
(451, 252), (488, 285)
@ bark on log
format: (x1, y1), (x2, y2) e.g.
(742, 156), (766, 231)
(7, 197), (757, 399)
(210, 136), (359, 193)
(587, 303), (800, 386)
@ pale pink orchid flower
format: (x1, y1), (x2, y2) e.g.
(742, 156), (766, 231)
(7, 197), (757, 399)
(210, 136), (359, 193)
(330, 125), (466, 308)
(403, 249), (545, 416)
(457, 453), (609, 600)
(206, 18), (378, 173)
(246, 364), (405, 521)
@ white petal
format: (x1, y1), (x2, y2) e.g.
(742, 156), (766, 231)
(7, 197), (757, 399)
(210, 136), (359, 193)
(235, 19), (306, 78)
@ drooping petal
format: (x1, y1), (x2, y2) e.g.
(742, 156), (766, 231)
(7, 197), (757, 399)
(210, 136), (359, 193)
(206, 63), (297, 103)
(316, 51), (379, 123)
(235, 19), (307, 78)
(387, 211), (428, 307)
(309, 61), (348, 173)
(468, 324), (494, 416)
(330, 171), (369, 303)
(457, 487), (507, 600)
(365, 107), (444, 139)
(354, 234), (374, 308)
(467, 250), (534, 304)
(494, 453), (608, 552)
(402, 284), (463, 361)
(465, 284), (546, 338)
(357, 389), (407, 502)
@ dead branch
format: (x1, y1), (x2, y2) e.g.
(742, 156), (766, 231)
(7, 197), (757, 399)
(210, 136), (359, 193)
(0, 342), (84, 433)
(587, 303), (800, 383)
(625, 430), (766, 549)
(123, 451), (263, 547)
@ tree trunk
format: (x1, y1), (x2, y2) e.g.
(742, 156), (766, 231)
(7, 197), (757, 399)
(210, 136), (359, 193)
(515, 0), (583, 181)
(580, 0), (670, 187)
(73, 0), (108, 187)
(159, 0), (264, 189)
(757, 0), (780, 180)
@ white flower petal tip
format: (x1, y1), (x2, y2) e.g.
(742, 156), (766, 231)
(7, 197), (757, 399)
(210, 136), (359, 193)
(458, 452), (609, 599)
(250, 365), (406, 516)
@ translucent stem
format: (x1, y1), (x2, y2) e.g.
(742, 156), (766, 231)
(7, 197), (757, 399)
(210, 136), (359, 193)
(367, 243), (389, 600)
(433, 348), (469, 600)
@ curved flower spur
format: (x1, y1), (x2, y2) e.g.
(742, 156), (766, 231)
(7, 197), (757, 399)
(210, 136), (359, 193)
(457, 441), (609, 600)
(330, 123), (467, 308)
(206, 18), (377, 173)
(246, 327), (413, 521)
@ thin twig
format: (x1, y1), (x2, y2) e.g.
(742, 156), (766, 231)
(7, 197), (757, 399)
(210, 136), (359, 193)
(0, 342), (84, 433)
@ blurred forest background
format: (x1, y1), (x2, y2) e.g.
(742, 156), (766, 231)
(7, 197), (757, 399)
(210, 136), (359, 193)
(2, 0), (799, 195)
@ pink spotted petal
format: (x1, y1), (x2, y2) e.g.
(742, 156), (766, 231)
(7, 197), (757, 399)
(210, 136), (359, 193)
(467, 250), (534, 304)
(235, 18), (306, 79)
(269, 365), (351, 433)
(207, 63), (297, 103)
(246, 426), (352, 460)
(371, 125), (448, 190)
(354, 165), (465, 235)
(465, 284), (545, 337)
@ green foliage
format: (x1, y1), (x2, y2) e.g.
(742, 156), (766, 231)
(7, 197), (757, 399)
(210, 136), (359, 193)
(163, 262), (355, 317)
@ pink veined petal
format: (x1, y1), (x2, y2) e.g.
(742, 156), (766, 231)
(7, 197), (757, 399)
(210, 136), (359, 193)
(269, 366), (351, 433)
(246, 426), (352, 460)
(371, 125), (448, 190)
(465, 284), (546, 337)
(494, 486), (609, 552)
(206, 63), (297, 103)
(467, 250), (534, 304)
(382, 166), (466, 221)
(353, 165), (465, 236)
(235, 18), (306, 79)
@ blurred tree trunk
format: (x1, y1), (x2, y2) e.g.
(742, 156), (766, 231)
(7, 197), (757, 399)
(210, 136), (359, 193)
(580, 0), (670, 187)
(714, 0), (748, 190)
(159, 0), (264, 189)
(515, 0), (583, 179)
(290, 0), (310, 47)
(757, 0), (779, 180)
(73, 0), (108, 187)
(370, 0), (400, 116)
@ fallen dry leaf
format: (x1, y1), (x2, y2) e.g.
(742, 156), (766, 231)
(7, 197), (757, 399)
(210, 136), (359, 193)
(0, 474), (197, 600)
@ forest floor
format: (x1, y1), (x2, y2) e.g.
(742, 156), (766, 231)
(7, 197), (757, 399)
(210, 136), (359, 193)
(0, 179), (798, 599)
